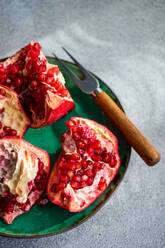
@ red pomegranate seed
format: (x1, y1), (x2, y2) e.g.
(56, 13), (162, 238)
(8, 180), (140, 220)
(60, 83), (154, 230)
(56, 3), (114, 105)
(102, 152), (110, 163)
(3, 126), (11, 132)
(58, 160), (65, 168)
(60, 88), (69, 97)
(82, 175), (88, 181)
(72, 153), (80, 160)
(36, 73), (46, 81)
(77, 141), (85, 149)
(46, 76), (54, 84)
(91, 154), (101, 161)
(85, 169), (93, 177)
(77, 169), (83, 175)
(58, 182), (66, 190)
(110, 158), (116, 168)
(77, 148), (84, 155)
(66, 163), (75, 170)
(87, 147), (94, 154)
(6, 206), (14, 213)
(28, 48), (40, 57)
(30, 80), (38, 88)
(39, 168), (46, 175)
(94, 149), (101, 154)
(71, 126), (78, 132)
(65, 169), (74, 178)
(37, 183), (45, 191)
(72, 175), (81, 182)
(80, 181), (87, 188)
(0, 108), (4, 113)
(93, 162), (103, 170)
(47, 67), (59, 76)
(38, 161), (44, 170)
(91, 140), (101, 149)
(38, 64), (46, 73)
(40, 173), (47, 180)
(98, 182), (107, 191)
(0, 122), (2, 129)
(75, 162), (81, 169)
(11, 65), (19, 74)
(72, 132), (81, 141)
(34, 42), (41, 50)
(81, 160), (87, 169)
(98, 178), (107, 191)
(66, 120), (74, 128)
(61, 192), (71, 200)
(65, 153), (80, 161)
(86, 160), (93, 166)
(87, 178), (93, 186)
(10, 129), (17, 136)
(35, 175), (41, 182)
(83, 139), (88, 145)
(60, 175), (69, 183)
(14, 78), (21, 87)
(92, 168), (98, 176)
(22, 203), (31, 212)
(64, 154), (72, 160)
(0, 88), (6, 96)
(70, 181), (80, 189)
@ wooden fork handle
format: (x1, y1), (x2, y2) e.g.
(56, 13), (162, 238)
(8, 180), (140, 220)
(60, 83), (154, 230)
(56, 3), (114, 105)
(94, 91), (160, 166)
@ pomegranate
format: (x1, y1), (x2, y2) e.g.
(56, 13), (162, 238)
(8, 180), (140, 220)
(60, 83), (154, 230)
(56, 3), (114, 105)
(0, 41), (74, 128)
(47, 117), (120, 212)
(0, 137), (50, 224)
(0, 84), (30, 137)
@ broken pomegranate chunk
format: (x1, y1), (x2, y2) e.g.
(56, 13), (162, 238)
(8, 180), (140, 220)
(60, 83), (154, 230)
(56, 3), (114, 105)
(47, 117), (120, 212)
(0, 41), (74, 128)
(0, 84), (30, 138)
(0, 137), (50, 224)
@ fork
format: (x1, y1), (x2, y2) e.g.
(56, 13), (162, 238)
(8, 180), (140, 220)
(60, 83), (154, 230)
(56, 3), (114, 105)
(53, 49), (160, 166)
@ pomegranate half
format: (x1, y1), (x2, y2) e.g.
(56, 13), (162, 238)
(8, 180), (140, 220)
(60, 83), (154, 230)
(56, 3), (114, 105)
(0, 84), (30, 138)
(0, 41), (74, 128)
(0, 137), (50, 224)
(47, 117), (121, 212)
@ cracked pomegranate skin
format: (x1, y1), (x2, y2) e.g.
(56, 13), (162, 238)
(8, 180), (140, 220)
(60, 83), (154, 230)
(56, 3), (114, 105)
(0, 137), (50, 224)
(47, 117), (121, 212)
(0, 84), (30, 138)
(0, 41), (74, 128)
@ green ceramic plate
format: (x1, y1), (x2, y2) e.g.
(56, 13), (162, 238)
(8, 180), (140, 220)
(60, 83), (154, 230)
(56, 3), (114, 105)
(0, 58), (131, 238)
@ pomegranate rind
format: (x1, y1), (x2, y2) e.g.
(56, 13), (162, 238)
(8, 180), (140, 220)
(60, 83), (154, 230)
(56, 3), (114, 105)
(47, 117), (121, 212)
(0, 84), (30, 137)
(0, 137), (50, 224)
(1, 41), (74, 129)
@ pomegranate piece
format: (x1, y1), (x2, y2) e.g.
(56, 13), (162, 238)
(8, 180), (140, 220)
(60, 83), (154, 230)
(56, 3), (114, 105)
(0, 137), (50, 224)
(0, 41), (74, 128)
(0, 84), (30, 138)
(47, 117), (121, 212)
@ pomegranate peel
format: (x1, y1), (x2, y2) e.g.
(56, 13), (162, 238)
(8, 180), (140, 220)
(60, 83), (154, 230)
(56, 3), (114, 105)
(47, 117), (121, 212)
(0, 137), (50, 224)
(0, 84), (30, 138)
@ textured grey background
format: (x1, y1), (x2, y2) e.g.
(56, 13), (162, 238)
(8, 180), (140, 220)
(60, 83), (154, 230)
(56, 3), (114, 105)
(0, 0), (165, 247)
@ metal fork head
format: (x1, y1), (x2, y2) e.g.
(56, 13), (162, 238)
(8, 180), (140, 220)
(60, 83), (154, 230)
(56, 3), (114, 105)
(53, 49), (99, 94)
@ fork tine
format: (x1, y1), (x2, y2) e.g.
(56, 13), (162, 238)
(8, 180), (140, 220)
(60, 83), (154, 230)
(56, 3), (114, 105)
(62, 47), (92, 79)
(53, 52), (81, 84)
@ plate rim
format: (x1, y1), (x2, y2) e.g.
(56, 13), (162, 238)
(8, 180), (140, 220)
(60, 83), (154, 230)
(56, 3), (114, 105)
(0, 57), (131, 238)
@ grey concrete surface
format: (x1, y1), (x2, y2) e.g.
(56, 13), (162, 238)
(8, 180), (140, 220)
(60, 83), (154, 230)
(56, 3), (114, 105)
(0, 0), (165, 247)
